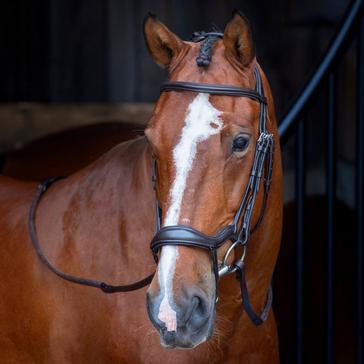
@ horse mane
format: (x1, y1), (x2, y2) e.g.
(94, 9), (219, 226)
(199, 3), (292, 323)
(192, 26), (222, 67)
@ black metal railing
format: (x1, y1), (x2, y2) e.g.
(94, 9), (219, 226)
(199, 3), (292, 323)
(356, 13), (364, 364)
(278, 1), (364, 363)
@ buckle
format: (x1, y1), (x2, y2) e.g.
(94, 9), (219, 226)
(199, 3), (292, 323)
(218, 243), (247, 278)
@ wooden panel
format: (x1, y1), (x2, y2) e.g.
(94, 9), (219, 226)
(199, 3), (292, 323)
(0, 0), (348, 110)
(0, 102), (153, 153)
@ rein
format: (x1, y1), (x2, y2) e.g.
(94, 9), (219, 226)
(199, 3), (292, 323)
(28, 62), (274, 325)
(28, 176), (154, 293)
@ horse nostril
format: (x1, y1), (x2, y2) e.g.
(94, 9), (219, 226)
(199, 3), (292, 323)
(181, 296), (199, 325)
(181, 293), (209, 329)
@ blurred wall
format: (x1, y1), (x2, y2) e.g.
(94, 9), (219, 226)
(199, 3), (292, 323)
(0, 0), (348, 106)
(0, 0), (355, 206)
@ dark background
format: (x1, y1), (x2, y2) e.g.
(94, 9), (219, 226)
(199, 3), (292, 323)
(0, 1), (360, 363)
(0, 0), (347, 116)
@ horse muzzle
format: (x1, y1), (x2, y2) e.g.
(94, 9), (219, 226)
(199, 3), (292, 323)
(146, 284), (215, 348)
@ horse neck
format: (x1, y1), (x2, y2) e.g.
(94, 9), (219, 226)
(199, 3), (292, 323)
(37, 137), (156, 282)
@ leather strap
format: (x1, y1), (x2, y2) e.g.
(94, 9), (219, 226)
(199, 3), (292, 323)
(234, 260), (272, 325)
(151, 225), (236, 283)
(151, 225), (235, 256)
(28, 177), (154, 293)
(160, 81), (267, 104)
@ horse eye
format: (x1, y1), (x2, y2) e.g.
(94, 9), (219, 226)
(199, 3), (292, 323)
(232, 134), (250, 153)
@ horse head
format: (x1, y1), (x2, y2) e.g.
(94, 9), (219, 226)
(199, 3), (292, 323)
(144, 11), (282, 349)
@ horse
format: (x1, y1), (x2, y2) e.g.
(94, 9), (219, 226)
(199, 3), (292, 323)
(0, 11), (282, 363)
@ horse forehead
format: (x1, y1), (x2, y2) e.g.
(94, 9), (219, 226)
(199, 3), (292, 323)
(147, 92), (225, 151)
(172, 41), (254, 86)
(173, 93), (223, 148)
(147, 42), (257, 144)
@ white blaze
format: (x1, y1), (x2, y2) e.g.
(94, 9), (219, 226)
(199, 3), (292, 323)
(157, 93), (223, 331)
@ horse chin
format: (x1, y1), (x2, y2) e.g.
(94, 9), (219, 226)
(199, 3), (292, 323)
(159, 319), (215, 349)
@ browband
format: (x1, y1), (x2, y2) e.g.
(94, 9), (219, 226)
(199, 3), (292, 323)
(160, 81), (267, 104)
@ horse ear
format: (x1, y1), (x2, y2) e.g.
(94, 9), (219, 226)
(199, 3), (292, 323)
(143, 13), (184, 68)
(223, 10), (255, 67)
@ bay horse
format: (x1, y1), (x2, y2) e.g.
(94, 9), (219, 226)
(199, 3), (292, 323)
(0, 11), (282, 363)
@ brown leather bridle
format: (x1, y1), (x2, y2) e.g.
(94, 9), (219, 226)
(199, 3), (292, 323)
(150, 66), (274, 325)
(28, 58), (274, 326)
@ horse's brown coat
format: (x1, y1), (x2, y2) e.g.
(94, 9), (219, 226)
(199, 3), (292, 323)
(0, 12), (282, 363)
